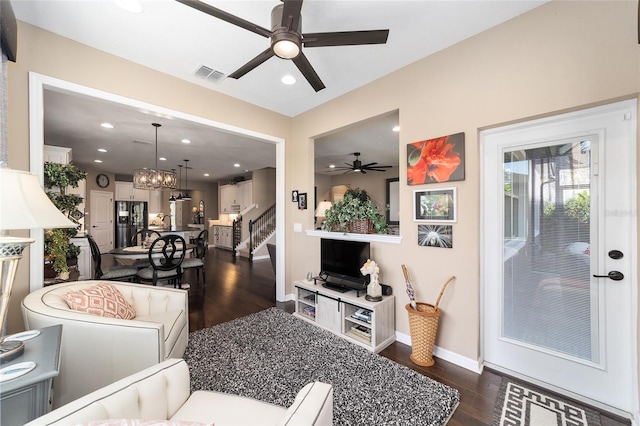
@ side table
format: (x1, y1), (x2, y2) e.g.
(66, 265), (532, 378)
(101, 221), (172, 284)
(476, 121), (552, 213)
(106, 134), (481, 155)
(0, 325), (62, 425)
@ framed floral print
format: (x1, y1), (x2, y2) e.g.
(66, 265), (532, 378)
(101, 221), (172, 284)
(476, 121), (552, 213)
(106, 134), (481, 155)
(407, 132), (465, 185)
(413, 187), (456, 222)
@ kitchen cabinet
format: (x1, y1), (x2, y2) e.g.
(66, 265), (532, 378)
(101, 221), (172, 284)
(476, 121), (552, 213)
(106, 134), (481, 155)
(212, 225), (233, 249)
(115, 182), (149, 202)
(44, 145), (72, 164)
(219, 180), (253, 213)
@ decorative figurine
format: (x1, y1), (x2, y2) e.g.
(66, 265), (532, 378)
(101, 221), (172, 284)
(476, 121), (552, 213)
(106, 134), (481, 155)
(361, 259), (382, 302)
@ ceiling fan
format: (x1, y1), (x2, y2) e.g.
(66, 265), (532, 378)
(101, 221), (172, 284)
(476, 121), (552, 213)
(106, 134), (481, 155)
(176, 0), (389, 92)
(328, 152), (392, 174)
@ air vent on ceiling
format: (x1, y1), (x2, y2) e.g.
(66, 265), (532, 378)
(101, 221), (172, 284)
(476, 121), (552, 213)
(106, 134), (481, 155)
(194, 65), (226, 83)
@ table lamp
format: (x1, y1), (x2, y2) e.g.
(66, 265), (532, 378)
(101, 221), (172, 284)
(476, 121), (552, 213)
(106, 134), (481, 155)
(314, 201), (332, 229)
(0, 167), (76, 363)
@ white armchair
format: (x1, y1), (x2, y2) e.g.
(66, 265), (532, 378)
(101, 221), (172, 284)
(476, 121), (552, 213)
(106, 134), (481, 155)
(25, 359), (333, 426)
(21, 281), (189, 408)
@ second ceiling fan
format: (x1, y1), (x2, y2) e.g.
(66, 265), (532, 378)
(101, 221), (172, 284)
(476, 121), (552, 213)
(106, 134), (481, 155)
(329, 152), (392, 174)
(177, 0), (389, 92)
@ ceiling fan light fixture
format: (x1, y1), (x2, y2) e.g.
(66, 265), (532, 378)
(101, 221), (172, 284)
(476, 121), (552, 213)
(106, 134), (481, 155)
(272, 32), (300, 59)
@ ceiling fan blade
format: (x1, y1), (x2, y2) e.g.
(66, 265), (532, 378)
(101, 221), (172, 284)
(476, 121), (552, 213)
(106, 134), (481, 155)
(292, 52), (326, 92)
(364, 168), (387, 172)
(361, 162), (378, 168)
(281, 0), (303, 31)
(302, 30), (389, 47)
(365, 165), (392, 169)
(176, 0), (271, 38)
(228, 48), (275, 79)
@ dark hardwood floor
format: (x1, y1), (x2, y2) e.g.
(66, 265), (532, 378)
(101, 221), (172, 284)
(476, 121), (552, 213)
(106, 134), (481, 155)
(183, 246), (629, 426)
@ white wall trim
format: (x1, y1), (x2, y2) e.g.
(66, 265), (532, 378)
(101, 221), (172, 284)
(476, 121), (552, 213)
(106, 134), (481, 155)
(395, 331), (483, 374)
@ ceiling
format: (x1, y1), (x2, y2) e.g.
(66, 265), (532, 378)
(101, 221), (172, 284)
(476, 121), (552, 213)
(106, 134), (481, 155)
(17, 1), (547, 183)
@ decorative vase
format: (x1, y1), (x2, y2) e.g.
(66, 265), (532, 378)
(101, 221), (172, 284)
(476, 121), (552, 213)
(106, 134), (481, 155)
(57, 271), (70, 280)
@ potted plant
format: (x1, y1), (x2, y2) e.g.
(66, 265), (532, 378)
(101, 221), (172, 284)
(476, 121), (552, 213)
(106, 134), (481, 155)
(321, 188), (387, 234)
(43, 162), (86, 279)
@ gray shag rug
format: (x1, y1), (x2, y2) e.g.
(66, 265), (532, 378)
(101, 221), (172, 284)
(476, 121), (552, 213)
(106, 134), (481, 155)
(184, 308), (460, 425)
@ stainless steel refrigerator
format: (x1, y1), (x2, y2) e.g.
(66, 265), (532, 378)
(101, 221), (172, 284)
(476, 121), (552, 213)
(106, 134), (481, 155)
(115, 201), (148, 248)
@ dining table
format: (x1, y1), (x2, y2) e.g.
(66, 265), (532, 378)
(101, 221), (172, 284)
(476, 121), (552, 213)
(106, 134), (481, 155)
(109, 243), (195, 265)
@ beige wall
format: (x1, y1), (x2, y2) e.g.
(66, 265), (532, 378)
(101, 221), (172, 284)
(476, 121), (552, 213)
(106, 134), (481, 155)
(287, 0), (640, 362)
(5, 0), (640, 387)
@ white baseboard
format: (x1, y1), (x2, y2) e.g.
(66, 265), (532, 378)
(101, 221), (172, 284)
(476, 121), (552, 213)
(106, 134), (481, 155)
(395, 332), (482, 373)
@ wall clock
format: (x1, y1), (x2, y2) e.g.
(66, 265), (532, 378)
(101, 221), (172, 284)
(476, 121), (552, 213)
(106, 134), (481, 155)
(96, 173), (110, 188)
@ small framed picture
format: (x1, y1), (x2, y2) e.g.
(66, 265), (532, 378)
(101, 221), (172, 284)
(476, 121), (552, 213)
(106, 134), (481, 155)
(413, 187), (456, 222)
(292, 190), (299, 202)
(298, 192), (307, 210)
(418, 224), (453, 248)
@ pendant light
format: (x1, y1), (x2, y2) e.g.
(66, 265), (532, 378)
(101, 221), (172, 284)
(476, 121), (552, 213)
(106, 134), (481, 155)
(182, 159), (192, 201)
(169, 168), (177, 202)
(176, 164), (184, 202)
(133, 123), (177, 190)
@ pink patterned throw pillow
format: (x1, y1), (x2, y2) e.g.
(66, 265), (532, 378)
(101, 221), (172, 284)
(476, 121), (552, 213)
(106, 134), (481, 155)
(63, 283), (136, 319)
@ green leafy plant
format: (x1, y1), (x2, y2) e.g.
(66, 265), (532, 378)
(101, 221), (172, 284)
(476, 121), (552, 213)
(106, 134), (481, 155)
(43, 162), (87, 275)
(565, 191), (590, 223)
(322, 188), (387, 234)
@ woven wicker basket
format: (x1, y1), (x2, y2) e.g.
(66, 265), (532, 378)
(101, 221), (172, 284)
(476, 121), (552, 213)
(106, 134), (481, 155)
(348, 219), (374, 234)
(406, 303), (441, 366)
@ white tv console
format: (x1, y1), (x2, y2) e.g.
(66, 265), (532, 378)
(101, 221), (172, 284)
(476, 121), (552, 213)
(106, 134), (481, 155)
(293, 280), (395, 353)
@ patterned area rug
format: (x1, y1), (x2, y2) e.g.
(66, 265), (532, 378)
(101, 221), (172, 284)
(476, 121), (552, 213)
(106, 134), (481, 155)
(184, 307), (460, 425)
(492, 379), (602, 426)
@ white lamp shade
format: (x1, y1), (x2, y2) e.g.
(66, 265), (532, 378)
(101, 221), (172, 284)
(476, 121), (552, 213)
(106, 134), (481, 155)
(0, 168), (76, 230)
(315, 201), (333, 218)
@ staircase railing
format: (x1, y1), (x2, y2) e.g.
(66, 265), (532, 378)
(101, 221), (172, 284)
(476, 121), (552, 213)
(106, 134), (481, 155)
(232, 215), (242, 258)
(248, 204), (276, 261)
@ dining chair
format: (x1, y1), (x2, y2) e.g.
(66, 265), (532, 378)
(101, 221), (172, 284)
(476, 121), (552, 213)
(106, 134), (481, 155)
(136, 234), (187, 288)
(130, 229), (162, 269)
(131, 228), (162, 247)
(182, 230), (208, 287)
(87, 235), (138, 281)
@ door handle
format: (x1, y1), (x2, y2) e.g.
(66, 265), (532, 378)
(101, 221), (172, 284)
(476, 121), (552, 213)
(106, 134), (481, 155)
(593, 271), (624, 281)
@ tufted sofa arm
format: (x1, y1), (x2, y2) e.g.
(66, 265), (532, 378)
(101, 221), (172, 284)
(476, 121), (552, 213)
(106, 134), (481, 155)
(26, 359), (333, 426)
(22, 281), (189, 408)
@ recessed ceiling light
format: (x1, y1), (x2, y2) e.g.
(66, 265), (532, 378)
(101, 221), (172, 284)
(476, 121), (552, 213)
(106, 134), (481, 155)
(329, 164), (335, 168)
(181, 139), (191, 144)
(98, 148), (107, 153)
(392, 126), (400, 132)
(234, 163), (240, 168)
(159, 157), (167, 161)
(114, 0), (143, 13)
(204, 173), (210, 177)
(100, 122), (114, 129)
(281, 75), (296, 85)
(94, 159), (103, 163)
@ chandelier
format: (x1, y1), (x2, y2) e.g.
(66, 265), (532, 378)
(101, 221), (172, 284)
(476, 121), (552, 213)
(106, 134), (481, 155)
(133, 123), (177, 190)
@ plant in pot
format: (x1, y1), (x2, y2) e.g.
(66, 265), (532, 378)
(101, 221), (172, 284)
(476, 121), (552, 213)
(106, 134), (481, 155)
(321, 188), (387, 234)
(43, 162), (86, 279)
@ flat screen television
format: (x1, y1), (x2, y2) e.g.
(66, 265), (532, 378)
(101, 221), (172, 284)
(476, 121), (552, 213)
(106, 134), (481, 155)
(319, 238), (370, 292)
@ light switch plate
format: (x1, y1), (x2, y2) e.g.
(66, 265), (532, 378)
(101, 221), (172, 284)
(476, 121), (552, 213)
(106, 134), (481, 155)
(294, 223), (302, 232)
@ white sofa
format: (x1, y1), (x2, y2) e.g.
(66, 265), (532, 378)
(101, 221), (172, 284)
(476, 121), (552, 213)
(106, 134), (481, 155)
(22, 281), (189, 408)
(25, 358), (334, 426)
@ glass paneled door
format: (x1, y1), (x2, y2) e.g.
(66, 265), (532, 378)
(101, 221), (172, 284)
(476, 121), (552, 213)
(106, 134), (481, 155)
(482, 101), (636, 416)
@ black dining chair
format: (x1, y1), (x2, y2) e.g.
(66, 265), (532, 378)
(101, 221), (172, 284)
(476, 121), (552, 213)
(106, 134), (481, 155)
(130, 229), (162, 269)
(182, 230), (208, 287)
(87, 235), (138, 281)
(136, 234), (187, 288)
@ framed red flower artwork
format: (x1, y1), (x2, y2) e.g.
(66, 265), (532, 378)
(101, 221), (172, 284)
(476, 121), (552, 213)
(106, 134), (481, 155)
(407, 132), (465, 185)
